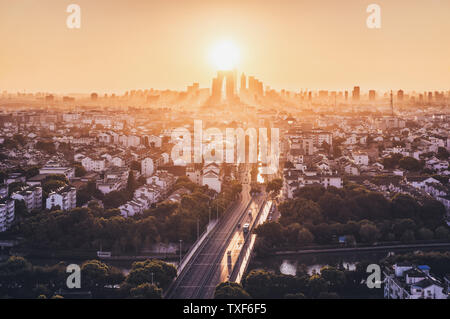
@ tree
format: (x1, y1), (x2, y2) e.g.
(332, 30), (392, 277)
(399, 157), (423, 171)
(297, 228), (314, 245)
(279, 198), (323, 226)
(266, 179), (283, 197)
(434, 226), (450, 240)
(359, 223), (380, 244)
(320, 266), (346, 292)
(130, 283), (162, 299)
(253, 222), (285, 247)
(0, 256), (33, 290)
(103, 190), (131, 209)
(436, 147), (449, 160)
(382, 154), (403, 169)
(42, 179), (67, 195)
(418, 227), (434, 240)
(243, 270), (273, 298)
(318, 193), (344, 222)
(391, 194), (420, 219)
(400, 230), (415, 243)
(36, 141), (56, 154)
(293, 185), (326, 202)
(214, 282), (251, 299)
(130, 161), (141, 171)
(81, 260), (110, 290)
(393, 219), (416, 238)
(75, 165), (87, 177)
(230, 181), (243, 199)
(125, 259), (176, 290)
(8, 182), (27, 196)
(419, 200), (445, 229)
(24, 166), (40, 179)
(126, 170), (138, 194)
(308, 275), (328, 298)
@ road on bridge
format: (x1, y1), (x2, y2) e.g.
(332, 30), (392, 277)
(166, 184), (264, 299)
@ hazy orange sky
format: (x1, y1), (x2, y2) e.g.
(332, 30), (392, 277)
(0, 0), (449, 93)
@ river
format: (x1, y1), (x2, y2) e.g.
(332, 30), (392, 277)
(248, 246), (450, 276)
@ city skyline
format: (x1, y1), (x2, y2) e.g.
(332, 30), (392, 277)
(1, 0), (450, 93)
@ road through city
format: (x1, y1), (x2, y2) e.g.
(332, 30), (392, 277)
(167, 184), (259, 299)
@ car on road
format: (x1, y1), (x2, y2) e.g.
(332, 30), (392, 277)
(243, 223), (250, 234)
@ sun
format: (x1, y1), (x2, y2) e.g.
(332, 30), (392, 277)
(209, 41), (240, 71)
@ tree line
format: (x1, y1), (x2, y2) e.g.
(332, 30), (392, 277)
(215, 263), (381, 299)
(0, 256), (176, 299)
(254, 184), (449, 251)
(18, 177), (242, 253)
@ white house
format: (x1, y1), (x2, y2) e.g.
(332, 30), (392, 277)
(110, 156), (123, 167)
(186, 165), (202, 184)
(11, 186), (42, 212)
(353, 152), (369, 166)
(141, 158), (155, 177)
(46, 187), (77, 211)
(82, 157), (106, 172)
(39, 161), (75, 179)
(384, 264), (448, 299)
(0, 198), (15, 232)
(202, 163), (221, 193)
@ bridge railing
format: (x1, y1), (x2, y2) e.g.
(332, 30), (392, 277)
(177, 219), (218, 276)
(229, 200), (272, 283)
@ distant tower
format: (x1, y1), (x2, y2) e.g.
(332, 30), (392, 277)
(352, 86), (360, 102)
(240, 73), (247, 93)
(390, 91), (394, 116)
(225, 71), (235, 100)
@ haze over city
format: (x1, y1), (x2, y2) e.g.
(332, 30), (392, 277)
(0, 0), (449, 305)
(1, 0), (450, 93)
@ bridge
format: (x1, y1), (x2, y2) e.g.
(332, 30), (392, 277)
(165, 184), (269, 299)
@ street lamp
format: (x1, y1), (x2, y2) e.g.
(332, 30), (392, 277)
(197, 218), (200, 240)
(216, 201), (226, 220)
(179, 240), (183, 267)
(209, 206), (211, 224)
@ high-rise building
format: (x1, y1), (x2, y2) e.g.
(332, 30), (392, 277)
(225, 71), (235, 100)
(369, 90), (376, 102)
(240, 73), (247, 92)
(390, 91), (394, 116)
(210, 70), (237, 103)
(319, 90), (329, 100)
(397, 90), (404, 102)
(352, 86), (360, 102)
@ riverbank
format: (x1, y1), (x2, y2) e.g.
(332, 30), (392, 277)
(273, 241), (450, 256)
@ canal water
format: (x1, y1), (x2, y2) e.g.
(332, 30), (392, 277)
(248, 247), (450, 276)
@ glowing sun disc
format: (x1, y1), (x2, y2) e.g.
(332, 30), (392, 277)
(210, 41), (239, 71)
